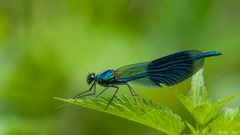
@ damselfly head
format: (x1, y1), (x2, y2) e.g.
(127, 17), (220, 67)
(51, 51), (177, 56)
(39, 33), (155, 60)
(87, 73), (95, 84)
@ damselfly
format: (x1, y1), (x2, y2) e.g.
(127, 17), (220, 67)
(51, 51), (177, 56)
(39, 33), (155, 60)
(74, 50), (222, 110)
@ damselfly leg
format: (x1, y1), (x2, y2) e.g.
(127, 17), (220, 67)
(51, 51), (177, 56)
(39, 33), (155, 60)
(74, 82), (96, 101)
(96, 87), (109, 98)
(105, 86), (119, 110)
(126, 84), (138, 97)
(96, 84), (138, 98)
(125, 84), (142, 104)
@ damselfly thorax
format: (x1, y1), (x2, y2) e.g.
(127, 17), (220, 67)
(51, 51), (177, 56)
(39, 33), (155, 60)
(95, 70), (125, 86)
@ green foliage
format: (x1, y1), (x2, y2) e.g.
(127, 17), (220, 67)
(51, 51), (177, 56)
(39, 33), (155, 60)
(55, 96), (185, 135)
(172, 69), (240, 134)
(56, 69), (240, 135)
(202, 108), (240, 134)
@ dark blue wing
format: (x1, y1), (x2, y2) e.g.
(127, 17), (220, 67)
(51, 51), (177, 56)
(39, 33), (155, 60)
(116, 50), (221, 87)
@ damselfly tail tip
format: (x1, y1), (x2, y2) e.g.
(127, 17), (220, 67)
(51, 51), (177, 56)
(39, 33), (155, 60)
(202, 51), (223, 58)
(213, 51), (223, 56)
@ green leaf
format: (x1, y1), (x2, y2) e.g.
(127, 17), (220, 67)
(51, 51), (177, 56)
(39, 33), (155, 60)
(202, 108), (240, 134)
(55, 96), (185, 135)
(185, 121), (198, 135)
(192, 92), (240, 126)
(172, 69), (240, 126)
(188, 69), (210, 106)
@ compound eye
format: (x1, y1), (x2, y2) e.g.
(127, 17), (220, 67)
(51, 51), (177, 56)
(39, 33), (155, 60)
(87, 73), (95, 84)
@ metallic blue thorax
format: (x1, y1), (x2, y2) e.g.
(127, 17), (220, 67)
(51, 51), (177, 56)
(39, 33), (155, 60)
(96, 70), (117, 85)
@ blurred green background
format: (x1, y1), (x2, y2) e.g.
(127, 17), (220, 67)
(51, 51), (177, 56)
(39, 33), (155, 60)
(0, 0), (240, 135)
